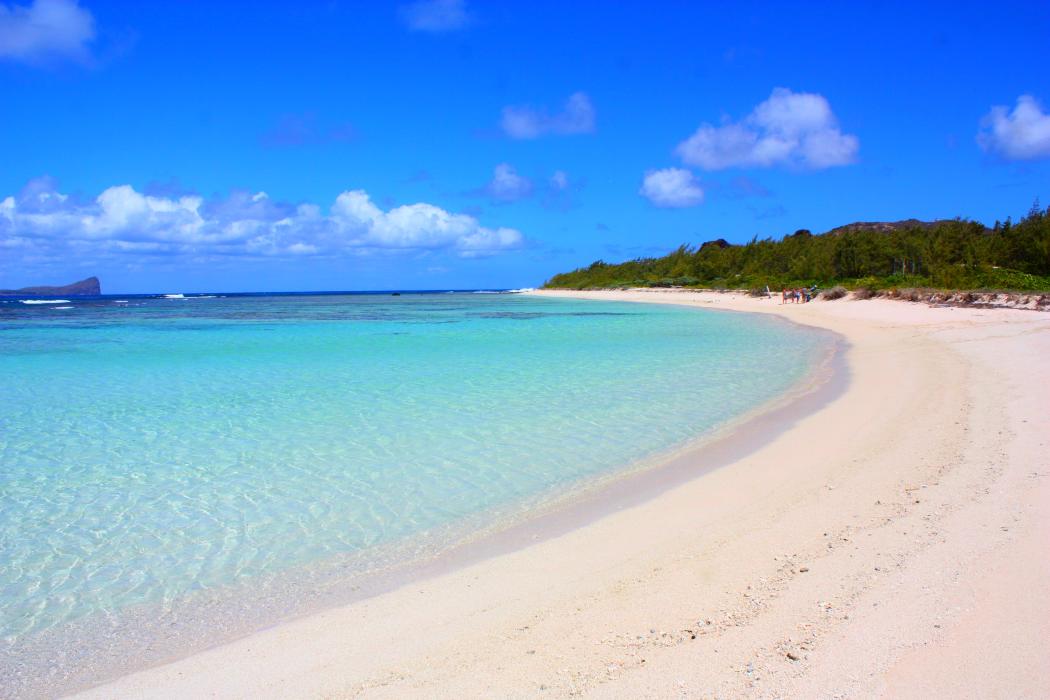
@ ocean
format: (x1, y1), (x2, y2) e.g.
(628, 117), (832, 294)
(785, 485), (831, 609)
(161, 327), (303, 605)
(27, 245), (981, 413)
(0, 291), (829, 693)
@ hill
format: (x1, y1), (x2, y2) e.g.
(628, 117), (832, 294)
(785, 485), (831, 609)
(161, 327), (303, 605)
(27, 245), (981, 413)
(823, 219), (964, 236)
(0, 277), (101, 296)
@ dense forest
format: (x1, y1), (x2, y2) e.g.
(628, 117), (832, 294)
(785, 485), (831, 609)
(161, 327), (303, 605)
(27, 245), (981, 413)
(544, 204), (1050, 292)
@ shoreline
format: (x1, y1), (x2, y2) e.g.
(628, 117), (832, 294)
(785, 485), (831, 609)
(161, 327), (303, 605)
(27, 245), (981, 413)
(19, 295), (843, 699)
(68, 289), (1050, 698)
(6, 298), (835, 700)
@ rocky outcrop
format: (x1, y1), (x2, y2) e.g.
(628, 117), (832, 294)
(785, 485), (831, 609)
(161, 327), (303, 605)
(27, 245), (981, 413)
(875, 288), (1050, 311)
(823, 219), (971, 236)
(0, 277), (101, 296)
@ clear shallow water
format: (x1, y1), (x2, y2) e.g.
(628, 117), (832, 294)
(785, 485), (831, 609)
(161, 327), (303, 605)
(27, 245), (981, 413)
(0, 292), (826, 680)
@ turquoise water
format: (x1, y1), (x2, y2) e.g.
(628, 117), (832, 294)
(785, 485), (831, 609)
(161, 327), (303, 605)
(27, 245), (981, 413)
(0, 292), (826, 684)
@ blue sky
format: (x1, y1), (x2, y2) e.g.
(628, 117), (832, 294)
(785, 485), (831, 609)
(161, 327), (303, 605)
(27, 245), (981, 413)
(2, 0), (1048, 293)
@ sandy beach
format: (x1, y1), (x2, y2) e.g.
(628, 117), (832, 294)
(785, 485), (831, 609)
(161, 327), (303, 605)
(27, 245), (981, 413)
(71, 289), (1050, 699)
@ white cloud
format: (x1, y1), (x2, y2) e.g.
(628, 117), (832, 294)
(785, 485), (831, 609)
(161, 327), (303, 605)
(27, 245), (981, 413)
(0, 0), (94, 63)
(675, 88), (858, 170)
(639, 168), (704, 208)
(331, 190), (520, 254)
(501, 92), (595, 139)
(260, 113), (357, 147)
(486, 163), (533, 202)
(549, 170), (569, 191)
(541, 170), (582, 211)
(978, 95), (1050, 161)
(0, 179), (525, 264)
(399, 0), (470, 33)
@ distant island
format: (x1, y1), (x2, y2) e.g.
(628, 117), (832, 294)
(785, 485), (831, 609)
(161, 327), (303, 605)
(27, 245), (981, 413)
(0, 277), (101, 296)
(544, 205), (1050, 293)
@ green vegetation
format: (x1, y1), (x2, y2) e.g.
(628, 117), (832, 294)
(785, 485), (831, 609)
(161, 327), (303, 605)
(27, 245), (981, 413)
(544, 204), (1050, 293)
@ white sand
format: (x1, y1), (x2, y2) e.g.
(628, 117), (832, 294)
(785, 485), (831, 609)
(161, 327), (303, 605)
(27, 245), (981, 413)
(72, 290), (1050, 699)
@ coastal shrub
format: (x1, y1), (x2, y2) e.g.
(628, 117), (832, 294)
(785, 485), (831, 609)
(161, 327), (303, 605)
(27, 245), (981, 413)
(853, 287), (876, 300)
(850, 276), (885, 291)
(821, 285), (847, 300)
(895, 288), (923, 302)
(542, 204), (1050, 293)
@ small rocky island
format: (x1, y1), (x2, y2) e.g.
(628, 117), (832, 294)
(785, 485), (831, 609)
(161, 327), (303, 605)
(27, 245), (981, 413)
(0, 277), (101, 296)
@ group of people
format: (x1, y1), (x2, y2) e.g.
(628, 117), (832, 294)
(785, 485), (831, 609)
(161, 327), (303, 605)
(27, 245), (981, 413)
(782, 287), (813, 304)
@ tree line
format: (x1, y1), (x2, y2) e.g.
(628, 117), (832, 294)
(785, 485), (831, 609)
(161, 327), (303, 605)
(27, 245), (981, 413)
(544, 204), (1050, 292)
